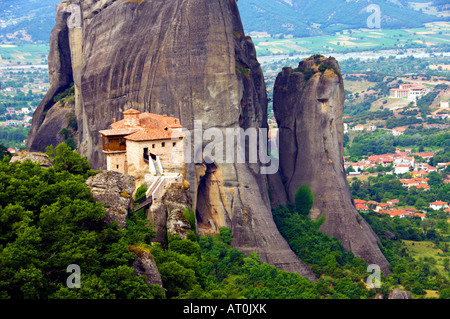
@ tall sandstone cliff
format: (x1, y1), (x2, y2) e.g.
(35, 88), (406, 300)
(28, 0), (316, 280)
(269, 56), (390, 274)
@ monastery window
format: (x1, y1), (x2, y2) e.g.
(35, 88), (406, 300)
(152, 144), (155, 149)
(173, 142), (176, 147)
(162, 142), (165, 147)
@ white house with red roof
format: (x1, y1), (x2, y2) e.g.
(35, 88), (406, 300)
(413, 152), (435, 159)
(352, 124), (365, 132)
(421, 164), (437, 173)
(376, 203), (394, 212)
(356, 203), (369, 211)
(429, 201), (449, 211)
(391, 127), (407, 136)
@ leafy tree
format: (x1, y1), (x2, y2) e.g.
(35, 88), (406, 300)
(134, 184), (148, 201)
(273, 203), (367, 282)
(219, 227), (233, 245)
(0, 144), (11, 161)
(414, 198), (427, 210)
(427, 171), (443, 189)
(45, 142), (90, 176)
(58, 128), (71, 139)
(294, 184), (315, 215)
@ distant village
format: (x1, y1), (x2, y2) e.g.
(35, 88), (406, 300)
(0, 105), (34, 127)
(345, 147), (450, 220)
(352, 197), (449, 221)
(0, 103), (35, 154)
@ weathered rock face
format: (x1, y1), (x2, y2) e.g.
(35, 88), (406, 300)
(129, 246), (164, 290)
(10, 151), (53, 168)
(166, 209), (192, 240)
(28, 0), (315, 280)
(147, 181), (192, 244)
(388, 288), (413, 299)
(86, 170), (135, 229)
(271, 55), (391, 274)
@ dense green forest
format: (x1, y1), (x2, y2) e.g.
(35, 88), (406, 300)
(0, 143), (449, 299)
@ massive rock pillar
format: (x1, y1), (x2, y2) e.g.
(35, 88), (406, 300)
(270, 55), (391, 274)
(28, 0), (316, 280)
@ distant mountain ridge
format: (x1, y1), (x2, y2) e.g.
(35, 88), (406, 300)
(238, 0), (449, 37)
(0, 0), (60, 42)
(0, 0), (448, 43)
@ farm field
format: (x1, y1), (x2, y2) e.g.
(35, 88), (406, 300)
(0, 43), (49, 66)
(253, 22), (450, 57)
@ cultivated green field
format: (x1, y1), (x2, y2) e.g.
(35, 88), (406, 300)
(0, 43), (49, 66)
(253, 22), (450, 57)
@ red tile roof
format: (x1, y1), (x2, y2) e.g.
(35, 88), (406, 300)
(356, 204), (369, 210)
(125, 128), (184, 141)
(98, 128), (140, 137)
(100, 110), (183, 142)
(388, 209), (407, 216)
(430, 201), (448, 206)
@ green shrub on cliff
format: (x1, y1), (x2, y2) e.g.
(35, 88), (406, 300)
(294, 184), (315, 215)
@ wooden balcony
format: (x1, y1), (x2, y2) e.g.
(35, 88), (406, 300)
(102, 136), (127, 152)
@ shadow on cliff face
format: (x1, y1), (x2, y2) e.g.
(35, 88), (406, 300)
(195, 161), (230, 236)
(27, 4), (76, 152)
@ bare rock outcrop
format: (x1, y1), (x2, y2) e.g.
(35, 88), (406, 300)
(147, 181), (193, 244)
(271, 55), (391, 275)
(86, 170), (135, 229)
(129, 246), (164, 290)
(167, 209), (192, 240)
(388, 288), (413, 299)
(10, 151), (53, 168)
(28, 0), (316, 280)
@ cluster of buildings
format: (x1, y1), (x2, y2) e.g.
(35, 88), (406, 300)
(346, 123), (377, 133)
(355, 198), (450, 219)
(1, 107), (33, 127)
(345, 148), (441, 176)
(355, 198), (426, 219)
(345, 148), (450, 190)
(389, 83), (427, 100)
